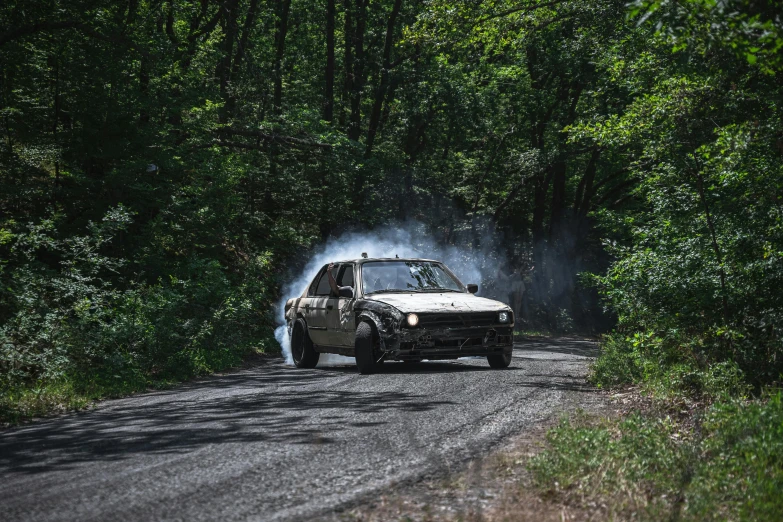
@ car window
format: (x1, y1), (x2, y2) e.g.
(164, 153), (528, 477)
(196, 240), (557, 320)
(308, 267), (324, 296)
(361, 261), (463, 294)
(313, 270), (333, 296)
(337, 264), (354, 287)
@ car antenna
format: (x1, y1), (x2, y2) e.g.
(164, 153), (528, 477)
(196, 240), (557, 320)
(361, 252), (368, 258)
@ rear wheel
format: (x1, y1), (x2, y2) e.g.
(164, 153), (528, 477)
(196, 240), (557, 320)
(487, 351), (512, 369)
(355, 322), (378, 375)
(291, 318), (319, 368)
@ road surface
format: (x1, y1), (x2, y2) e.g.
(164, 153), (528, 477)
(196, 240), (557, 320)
(1, 339), (601, 521)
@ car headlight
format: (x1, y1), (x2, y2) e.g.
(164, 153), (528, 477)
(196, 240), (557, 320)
(498, 311), (509, 323)
(407, 313), (419, 327)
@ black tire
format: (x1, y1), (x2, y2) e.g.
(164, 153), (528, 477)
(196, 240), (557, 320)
(291, 318), (319, 368)
(355, 322), (378, 375)
(487, 351), (512, 369)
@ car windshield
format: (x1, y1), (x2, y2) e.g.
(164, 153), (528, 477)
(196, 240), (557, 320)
(361, 261), (464, 294)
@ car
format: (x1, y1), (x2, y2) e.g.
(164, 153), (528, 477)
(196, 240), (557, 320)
(284, 257), (514, 374)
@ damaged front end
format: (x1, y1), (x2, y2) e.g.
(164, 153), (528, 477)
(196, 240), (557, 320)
(357, 303), (514, 362)
(393, 323), (514, 361)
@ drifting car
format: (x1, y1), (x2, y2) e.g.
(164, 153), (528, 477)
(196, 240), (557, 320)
(284, 257), (514, 374)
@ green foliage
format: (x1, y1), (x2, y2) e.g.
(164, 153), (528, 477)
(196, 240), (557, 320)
(590, 333), (752, 401)
(531, 413), (681, 517)
(580, 0), (783, 386)
(628, 0), (783, 73)
(589, 333), (644, 387)
(531, 392), (783, 520)
(0, 207), (277, 423)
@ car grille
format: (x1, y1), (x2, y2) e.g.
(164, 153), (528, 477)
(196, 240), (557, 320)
(416, 312), (499, 329)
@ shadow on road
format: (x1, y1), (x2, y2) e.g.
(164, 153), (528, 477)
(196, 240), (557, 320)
(514, 338), (600, 358)
(511, 374), (596, 393)
(315, 360), (524, 375)
(0, 366), (454, 476)
(0, 343), (597, 478)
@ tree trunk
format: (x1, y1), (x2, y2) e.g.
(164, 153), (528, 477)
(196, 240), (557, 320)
(548, 161), (567, 241)
(341, 0), (353, 128)
(695, 172), (730, 326)
(378, 76), (397, 137)
(348, 0), (367, 141)
(226, 0), (259, 116)
(126, 0), (139, 26)
(364, 0), (401, 157)
(273, 0), (292, 116)
(324, 0), (335, 122)
(165, 0), (177, 43)
(216, 0), (240, 122)
(573, 148), (600, 218)
(52, 56), (60, 209)
(396, 107), (432, 218)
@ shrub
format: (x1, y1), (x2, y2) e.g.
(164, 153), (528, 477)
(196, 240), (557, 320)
(589, 333), (643, 387)
(0, 208), (278, 424)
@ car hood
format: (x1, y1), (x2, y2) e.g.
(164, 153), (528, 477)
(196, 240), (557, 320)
(362, 292), (509, 314)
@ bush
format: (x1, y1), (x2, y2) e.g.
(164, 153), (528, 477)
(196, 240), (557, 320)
(590, 331), (752, 401)
(589, 333), (643, 387)
(0, 208), (279, 424)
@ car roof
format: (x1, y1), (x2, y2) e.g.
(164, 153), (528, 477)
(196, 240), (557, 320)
(330, 258), (441, 265)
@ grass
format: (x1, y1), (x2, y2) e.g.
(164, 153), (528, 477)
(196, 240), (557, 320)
(530, 395), (783, 520)
(528, 332), (783, 521)
(0, 343), (278, 427)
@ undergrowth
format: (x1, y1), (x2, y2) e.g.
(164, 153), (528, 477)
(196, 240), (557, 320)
(530, 334), (783, 521)
(0, 342), (276, 426)
(0, 208), (281, 426)
(531, 394), (783, 521)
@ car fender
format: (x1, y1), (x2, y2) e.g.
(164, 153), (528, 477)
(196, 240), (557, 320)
(356, 310), (384, 348)
(355, 303), (404, 352)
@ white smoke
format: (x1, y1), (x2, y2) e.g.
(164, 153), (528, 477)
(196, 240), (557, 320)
(274, 222), (506, 366)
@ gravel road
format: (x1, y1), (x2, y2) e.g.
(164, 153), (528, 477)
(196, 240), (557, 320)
(1, 339), (602, 521)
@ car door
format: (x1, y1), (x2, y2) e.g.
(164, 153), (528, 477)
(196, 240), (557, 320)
(327, 264), (356, 347)
(306, 267), (333, 345)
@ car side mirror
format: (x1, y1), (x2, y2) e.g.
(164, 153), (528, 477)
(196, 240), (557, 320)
(466, 284), (478, 294)
(339, 287), (354, 298)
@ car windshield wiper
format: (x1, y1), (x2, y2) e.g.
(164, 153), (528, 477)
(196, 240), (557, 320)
(364, 288), (462, 295)
(364, 289), (417, 295)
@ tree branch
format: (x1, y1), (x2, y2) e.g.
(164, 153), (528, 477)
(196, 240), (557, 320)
(215, 128), (332, 150)
(477, 0), (567, 24)
(492, 164), (550, 222)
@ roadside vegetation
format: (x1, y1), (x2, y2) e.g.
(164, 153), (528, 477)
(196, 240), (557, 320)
(525, 1), (783, 519)
(532, 394), (783, 521)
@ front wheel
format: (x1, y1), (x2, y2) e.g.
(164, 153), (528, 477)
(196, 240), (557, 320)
(291, 318), (319, 368)
(487, 351), (512, 369)
(355, 322), (378, 375)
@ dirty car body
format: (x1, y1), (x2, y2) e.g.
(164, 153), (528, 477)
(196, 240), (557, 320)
(284, 258), (514, 371)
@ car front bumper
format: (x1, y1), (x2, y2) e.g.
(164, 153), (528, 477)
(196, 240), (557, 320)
(382, 325), (514, 361)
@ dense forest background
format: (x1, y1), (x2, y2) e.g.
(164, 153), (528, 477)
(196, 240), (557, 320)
(1, 0), (781, 418)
